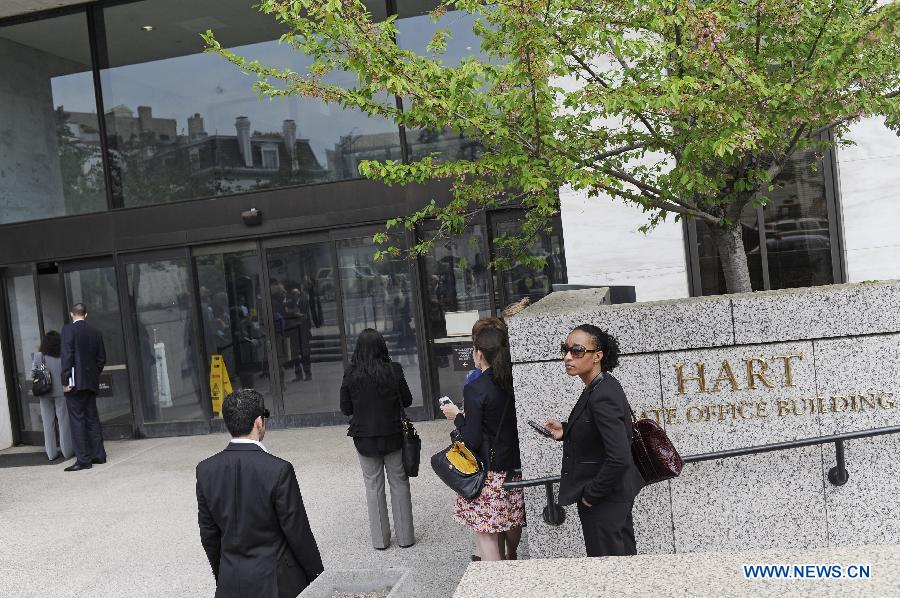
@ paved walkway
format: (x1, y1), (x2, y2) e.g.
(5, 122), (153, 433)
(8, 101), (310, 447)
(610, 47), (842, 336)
(0, 420), (508, 597)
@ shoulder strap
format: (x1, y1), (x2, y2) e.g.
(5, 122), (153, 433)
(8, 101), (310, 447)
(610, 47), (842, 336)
(484, 392), (512, 467)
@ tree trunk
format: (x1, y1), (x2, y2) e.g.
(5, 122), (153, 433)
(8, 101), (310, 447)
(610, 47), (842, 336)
(709, 220), (753, 294)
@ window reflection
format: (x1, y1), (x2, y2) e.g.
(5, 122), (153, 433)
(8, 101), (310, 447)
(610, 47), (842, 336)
(266, 243), (344, 415)
(0, 12), (107, 225)
(422, 225), (492, 402)
(396, 3), (485, 163)
(762, 150), (834, 289)
(694, 149), (835, 295)
(492, 218), (568, 306)
(99, 0), (400, 208)
(336, 235), (423, 407)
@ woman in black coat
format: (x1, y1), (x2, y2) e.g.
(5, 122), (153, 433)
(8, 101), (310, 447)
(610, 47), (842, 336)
(340, 328), (415, 549)
(440, 324), (525, 561)
(544, 324), (643, 557)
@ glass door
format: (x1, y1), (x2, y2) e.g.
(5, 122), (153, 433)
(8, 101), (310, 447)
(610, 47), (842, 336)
(490, 211), (568, 309)
(193, 243), (274, 419)
(332, 227), (427, 417)
(120, 250), (208, 436)
(264, 236), (345, 420)
(420, 222), (494, 404)
(61, 259), (134, 438)
(2, 265), (43, 444)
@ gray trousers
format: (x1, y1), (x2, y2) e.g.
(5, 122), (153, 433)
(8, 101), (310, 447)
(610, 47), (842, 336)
(357, 450), (415, 549)
(39, 396), (74, 460)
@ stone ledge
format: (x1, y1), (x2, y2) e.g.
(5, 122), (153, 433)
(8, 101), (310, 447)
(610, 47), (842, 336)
(453, 545), (900, 597)
(508, 290), (733, 362)
(731, 280), (900, 345)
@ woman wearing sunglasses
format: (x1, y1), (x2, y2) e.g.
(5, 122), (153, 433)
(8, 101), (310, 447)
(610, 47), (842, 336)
(543, 324), (643, 557)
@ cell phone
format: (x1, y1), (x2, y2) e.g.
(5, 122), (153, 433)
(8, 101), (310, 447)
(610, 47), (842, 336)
(438, 396), (453, 407)
(527, 420), (553, 437)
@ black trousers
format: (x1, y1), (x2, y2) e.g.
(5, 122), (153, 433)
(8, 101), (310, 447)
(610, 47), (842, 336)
(66, 390), (107, 466)
(577, 500), (636, 557)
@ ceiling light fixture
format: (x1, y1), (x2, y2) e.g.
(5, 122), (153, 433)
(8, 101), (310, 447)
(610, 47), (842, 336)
(141, 25), (154, 32)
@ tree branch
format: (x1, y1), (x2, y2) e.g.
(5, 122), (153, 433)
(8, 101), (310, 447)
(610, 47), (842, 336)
(594, 183), (719, 224)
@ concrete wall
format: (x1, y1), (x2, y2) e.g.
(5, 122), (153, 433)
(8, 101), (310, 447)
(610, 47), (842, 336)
(0, 36), (68, 223)
(836, 118), (900, 283)
(508, 283), (900, 558)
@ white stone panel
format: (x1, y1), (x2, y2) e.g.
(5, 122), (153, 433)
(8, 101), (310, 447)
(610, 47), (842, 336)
(836, 118), (900, 283)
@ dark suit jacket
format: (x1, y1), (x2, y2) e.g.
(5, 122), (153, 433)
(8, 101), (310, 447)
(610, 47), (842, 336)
(60, 319), (106, 393)
(340, 362), (412, 437)
(196, 443), (324, 598)
(453, 369), (521, 472)
(557, 373), (643, 506)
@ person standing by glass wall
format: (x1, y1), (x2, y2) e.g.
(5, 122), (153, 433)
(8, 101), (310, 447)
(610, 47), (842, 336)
(340, 329), (415, 550)
(32, 331), (74, 461)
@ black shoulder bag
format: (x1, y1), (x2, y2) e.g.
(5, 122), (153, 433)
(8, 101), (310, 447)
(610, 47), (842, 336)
(32, 353), (53, 397)
(430, 394), (510, 501)
(395, 372), (421, 478)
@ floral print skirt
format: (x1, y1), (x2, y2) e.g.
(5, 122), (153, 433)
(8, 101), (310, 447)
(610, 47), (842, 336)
(453, 470), (526, 533)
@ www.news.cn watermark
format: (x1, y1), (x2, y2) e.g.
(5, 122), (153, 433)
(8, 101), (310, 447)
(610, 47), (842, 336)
(743, 563), (871, 580)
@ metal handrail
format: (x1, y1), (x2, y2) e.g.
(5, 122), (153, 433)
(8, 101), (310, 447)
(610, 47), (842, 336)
(504, 423), (900, 526)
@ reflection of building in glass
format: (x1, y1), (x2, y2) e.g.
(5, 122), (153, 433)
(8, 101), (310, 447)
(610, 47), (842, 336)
(68, 105), (339, 202)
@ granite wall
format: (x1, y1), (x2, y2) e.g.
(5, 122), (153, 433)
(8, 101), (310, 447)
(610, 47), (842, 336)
(507, 282), (900, 558)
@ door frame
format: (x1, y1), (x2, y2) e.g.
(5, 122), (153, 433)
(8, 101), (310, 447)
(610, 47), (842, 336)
(58, 255), (137, 440)
(117, 248), (211, 438)
(329, 224), (432, 422)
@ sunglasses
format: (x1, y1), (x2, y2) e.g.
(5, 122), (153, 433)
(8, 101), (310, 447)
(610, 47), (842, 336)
(560, 343), (600, 359)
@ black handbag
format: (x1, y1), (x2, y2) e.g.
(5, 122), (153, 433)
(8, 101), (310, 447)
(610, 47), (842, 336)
(31, 353), (53, 397)
(399, 409), (421, 477)
(395, 375), (421, 478)
(630, 408), (684, 484)
(430, 394), (510, 501)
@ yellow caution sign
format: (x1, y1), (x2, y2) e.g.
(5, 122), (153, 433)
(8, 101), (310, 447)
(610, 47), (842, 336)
(209, 355), (233, 418)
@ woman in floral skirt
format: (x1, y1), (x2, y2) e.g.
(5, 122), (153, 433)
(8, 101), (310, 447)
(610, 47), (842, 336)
(441, 323), (525, 560)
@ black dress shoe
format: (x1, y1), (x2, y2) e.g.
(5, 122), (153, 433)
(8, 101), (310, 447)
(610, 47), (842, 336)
(92, 458), (107, 464)
(64, 463), (92, 472)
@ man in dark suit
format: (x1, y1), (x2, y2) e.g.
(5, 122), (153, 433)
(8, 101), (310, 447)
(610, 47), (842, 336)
(60, 302), (107, 471)
(545, 325), (643, 557)
(196, 389), (323, 597)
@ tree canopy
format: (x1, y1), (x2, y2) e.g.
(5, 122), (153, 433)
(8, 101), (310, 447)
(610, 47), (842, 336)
(204, 0), (899, 292)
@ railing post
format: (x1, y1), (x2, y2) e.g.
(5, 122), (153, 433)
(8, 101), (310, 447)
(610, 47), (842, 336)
(828, 439), (849, 486)
(541, 481), (566, 526)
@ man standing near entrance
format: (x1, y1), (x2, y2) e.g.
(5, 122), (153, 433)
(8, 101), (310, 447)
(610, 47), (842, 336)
(196, 389), (323, 597)
(60, 302), (107, 471)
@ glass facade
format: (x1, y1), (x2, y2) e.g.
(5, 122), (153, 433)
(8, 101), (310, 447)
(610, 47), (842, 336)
(336, 234), (423, 407)
(396, 1), (485, 163)
(65, 266), (133, 427)
(691, 148), (838, 295)
(266, 243), (344, 415)
(99, 0), (400, 207)
(125, 258), (204, 423)
(0, 12), (107, 225)
(195, 248), (272, 409)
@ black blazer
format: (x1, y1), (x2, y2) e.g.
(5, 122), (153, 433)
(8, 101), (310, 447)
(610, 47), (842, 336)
(453, 369), (521, 472)
(60, 320), (106, 393)
(196, 443), (324, 598)
(557, 373), (643, 506)
(340, 362), (412, 437)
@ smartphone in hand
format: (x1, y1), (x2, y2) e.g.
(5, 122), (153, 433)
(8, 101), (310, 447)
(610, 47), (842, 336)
(527, 419), (553, 438)
(438, 396), (453, 407)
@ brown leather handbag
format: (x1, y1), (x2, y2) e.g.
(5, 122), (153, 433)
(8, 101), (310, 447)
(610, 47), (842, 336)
(630, 408), (684, 484)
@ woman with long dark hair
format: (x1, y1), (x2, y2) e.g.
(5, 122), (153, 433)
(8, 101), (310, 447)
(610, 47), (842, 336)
(441, 323), (525, 561)
(544, 324), (643, 557)
(340, 328), (415, 549)
(32, 331), (74, 461)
